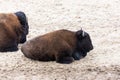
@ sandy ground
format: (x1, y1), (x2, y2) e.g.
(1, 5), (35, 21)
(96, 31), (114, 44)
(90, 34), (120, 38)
(0, 0), (120, 80)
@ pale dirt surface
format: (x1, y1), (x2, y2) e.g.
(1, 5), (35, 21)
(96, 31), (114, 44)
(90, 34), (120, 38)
(0, 0), (120, 80)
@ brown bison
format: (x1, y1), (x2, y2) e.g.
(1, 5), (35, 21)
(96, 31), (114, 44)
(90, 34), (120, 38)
(21, 29), (93, 64)
(0, 11), (29, 52)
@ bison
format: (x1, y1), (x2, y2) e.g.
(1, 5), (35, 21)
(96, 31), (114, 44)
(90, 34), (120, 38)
(21, 29), (93, 64)
(0, 11), (29, 52)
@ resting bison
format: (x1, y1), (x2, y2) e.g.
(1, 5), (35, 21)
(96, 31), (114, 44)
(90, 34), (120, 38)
(0, 11), (29, 52)
(21, 29), (93, 64)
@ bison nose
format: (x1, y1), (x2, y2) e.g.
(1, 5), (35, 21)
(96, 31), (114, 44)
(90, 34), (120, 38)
(90, 46), (93, 50)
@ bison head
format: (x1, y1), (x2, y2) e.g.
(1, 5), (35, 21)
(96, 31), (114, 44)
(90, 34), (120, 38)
(73, 29), (93, 60)
(15, 11), (29, 43)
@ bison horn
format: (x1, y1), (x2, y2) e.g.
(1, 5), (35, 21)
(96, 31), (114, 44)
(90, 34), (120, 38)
(81, 27), (85, 37)
(82, 30), (85, 37)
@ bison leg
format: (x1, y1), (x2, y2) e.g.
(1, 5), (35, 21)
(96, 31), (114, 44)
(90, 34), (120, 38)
(72, 52), (81, 60)
(0, 44), (18, 52)
(56, 57), (74, 64)
(72, 52), (87, 60)
(56, 50), (74, 64)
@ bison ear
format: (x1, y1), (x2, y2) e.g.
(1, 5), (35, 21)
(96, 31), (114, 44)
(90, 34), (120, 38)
(76, 30), (87, 40)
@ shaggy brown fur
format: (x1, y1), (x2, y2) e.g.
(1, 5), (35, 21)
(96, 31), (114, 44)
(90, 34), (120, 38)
(21, 29), (93, 64)
(0, 12), (28, 52)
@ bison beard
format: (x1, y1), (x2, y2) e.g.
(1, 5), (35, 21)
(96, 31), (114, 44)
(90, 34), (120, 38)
(0, 11), (29, 52)
(21, 29), (93, 64)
